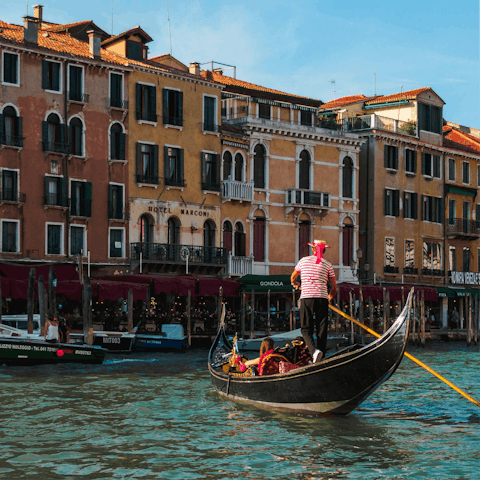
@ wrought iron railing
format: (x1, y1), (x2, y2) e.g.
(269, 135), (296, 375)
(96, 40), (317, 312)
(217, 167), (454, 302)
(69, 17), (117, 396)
(222, 179), (254, 201)
(403, 267), (418, 275)
(1, 190), (25, 203)
(135, 110), (158, 123)
(130, 243), (227, 265)
(165, 177), (186, 188)
(446, 218), (480, 236)
(69, 91), (89, 103)
(43, 194), (68, 207)
(202, 181), (221, 192)
(422, 268), (445, 277)
(108, 97), (129, 109)
(136, 174), (159, 185)
(163, 116), (183, 127)
(0, 135), (24, 148)
(384, 266), (399, 274)
(203, 122), (220, 133)
(42, 141), (69, 154)
(285, 188), (330, 208)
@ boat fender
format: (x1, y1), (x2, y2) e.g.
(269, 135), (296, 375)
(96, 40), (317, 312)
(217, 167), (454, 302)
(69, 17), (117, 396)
(56, 349), (64, 357)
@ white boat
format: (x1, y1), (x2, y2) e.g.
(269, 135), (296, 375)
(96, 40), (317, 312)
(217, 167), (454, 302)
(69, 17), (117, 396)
(133, 324), (187, 351)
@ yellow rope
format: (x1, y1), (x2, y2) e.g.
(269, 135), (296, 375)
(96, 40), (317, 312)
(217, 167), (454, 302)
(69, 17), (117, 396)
(329, 304), (480, 409)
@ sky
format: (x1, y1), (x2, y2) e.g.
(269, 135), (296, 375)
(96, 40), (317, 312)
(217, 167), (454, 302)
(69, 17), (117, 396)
(2, 0), (479, 128)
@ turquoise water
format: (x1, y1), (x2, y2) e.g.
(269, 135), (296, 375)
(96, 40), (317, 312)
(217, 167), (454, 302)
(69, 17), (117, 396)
(0, 343), (479, 479)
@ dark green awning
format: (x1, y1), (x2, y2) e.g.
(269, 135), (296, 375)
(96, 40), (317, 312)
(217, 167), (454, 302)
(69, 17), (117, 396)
(437, 286), (456, 298)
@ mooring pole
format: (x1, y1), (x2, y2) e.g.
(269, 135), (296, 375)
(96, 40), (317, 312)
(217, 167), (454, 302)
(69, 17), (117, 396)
(83, 277), (93, 345)
(27, 267), (36, 334)
(467, 294), (472, 347)
(48, 266), (57, 318)
(241, 290), (246, 339)
(127, 288), (134, 333)
(267, 289), (271, 336)
(250, 289), (255, 339)
(383, 287), (387, 334)
(38, 275), (46, 336)
(420, 289), (425, 347)
(187, 289), (191, 347)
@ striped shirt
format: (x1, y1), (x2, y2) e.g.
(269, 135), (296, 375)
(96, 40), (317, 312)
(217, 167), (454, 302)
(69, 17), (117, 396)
(295, 255), (336, 299)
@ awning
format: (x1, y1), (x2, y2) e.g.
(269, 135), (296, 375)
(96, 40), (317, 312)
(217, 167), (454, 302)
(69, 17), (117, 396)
(449, 286), (480, 297)
(237, 275), (293, 293)
(437, 286), (456, 298)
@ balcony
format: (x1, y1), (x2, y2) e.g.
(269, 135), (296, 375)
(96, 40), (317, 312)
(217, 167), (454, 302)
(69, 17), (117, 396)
(0, 134), (24, 148)
(384, 266), (399, 274)
(403, 267), (418, 275)
(135, 110), (158, 123)
(0, 190), (25, 204)
(163, 116), (183, 127)
(422, 268), (445, 277)
(225, 115), (329, 135)
(68, 91), (89, 104)
(227, 253), (254, 276)
(285, 189), (330, 214)
(107, 97), (129, 110)
(343, 114), (417, 137)
(42, 141), (69, 155)
(447, 218), (480, 238)
(136, 174), (159, 185)
(202, 181), (220, 192)
(222, 178), (254, 202)
(203, 122), (220, 133)
(44, 193), (68, 207)
(165, 177), (186, 188)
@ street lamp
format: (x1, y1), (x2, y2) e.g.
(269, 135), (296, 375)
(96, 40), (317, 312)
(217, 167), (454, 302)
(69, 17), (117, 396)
(351, 247), (370, 284)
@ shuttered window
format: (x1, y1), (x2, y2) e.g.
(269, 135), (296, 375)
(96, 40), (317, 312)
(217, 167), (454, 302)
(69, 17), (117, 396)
(299, 150), (310, 190)
(223, 221), (233, 253)
(384, 189), (400, 216)
(253, 217), (265, 262)
(254, 144), (265, 189)
(136, 83), (157, 122)
(42, 60), (60, 91)
(163, 89), (183, 126)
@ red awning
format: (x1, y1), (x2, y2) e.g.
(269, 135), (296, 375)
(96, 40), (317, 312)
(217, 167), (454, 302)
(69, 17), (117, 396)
(0, 263), (79, 281)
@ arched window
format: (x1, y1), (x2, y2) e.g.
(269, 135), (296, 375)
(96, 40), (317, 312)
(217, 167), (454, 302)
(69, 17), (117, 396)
(139, 214), (153, 243)
(299, 150), (310, 189)
(43, 113), (63, 152)
(342, 156), (353, 198)
(254, 144), (265, 189)
(167, 217), (180, 261)
(223, 151), (232, 180)
(342, 221), (354, 267)
(298, 219), (310, 258)
(204, 220), (216, 263)
(235, 222), (246, 257)
(110, 123), (125, 160)
(253, 210), (265, 262)
(1, 106), (22, 147)
(69, 117), (83, 156)
(235, 153), (244, 181)
(223, 221), (233, 253)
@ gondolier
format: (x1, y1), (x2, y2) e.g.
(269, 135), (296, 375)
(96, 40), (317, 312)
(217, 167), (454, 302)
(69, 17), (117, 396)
(290, 239), (337, 363)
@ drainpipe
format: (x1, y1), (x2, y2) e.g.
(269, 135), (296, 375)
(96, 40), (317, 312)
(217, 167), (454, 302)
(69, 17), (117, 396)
(64, 58), (70, 260)
(443, 152), (446, 287)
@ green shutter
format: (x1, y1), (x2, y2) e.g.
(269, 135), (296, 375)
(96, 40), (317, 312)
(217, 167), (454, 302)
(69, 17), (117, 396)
(52, 62), (60, 91)
(44, 176), (49, 204)
(162, 89), (168, 124)
(152, 145), (159, 183)
(178, 91), (183, 125)
(150, 86), (157, 120)
(60, 178), (67, 207)
(201, 152), (206, 184)
(84, 182), (92, 217)
(119, 132), (126, 160)
(42, 60), (49, 89)
(215, 154), (220, 186)
(394, 147), (398, 170)
(412, 193), (418, 219)
(135, 84), (142, 119)
(393, 190), (400, 216)
(17, 116), (22, 143)
(42, 121), (48, 151)
(136, 143), (142, 179)
(421, 153), (425, 175)
(384, 145), (388, 168)
(413, 151), (417, 173)
(384, 189), (388, 215)
(179, 149), (184, 186)
(59, 123), (65, 150)
(421, 195), (425, 221)
(0, 114), (4, 144)
(108, 184), (113, 219)
(163, 145), (169, 180)
(117, 186), (124, 219)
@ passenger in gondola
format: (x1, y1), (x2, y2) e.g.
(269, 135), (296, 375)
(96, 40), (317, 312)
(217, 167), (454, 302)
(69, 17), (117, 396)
(242, 337), (275, 374)
(291, 239), (337, 363)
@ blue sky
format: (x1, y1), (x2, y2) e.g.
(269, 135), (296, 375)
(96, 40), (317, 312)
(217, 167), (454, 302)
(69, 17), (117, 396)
(3, 0), (479, 128)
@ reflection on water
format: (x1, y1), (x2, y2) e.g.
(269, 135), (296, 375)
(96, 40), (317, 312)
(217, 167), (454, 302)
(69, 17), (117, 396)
(0, 343), (479, 479)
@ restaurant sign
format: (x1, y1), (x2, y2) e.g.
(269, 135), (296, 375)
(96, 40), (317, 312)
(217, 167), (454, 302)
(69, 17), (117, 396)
(450, 271), (480, 286)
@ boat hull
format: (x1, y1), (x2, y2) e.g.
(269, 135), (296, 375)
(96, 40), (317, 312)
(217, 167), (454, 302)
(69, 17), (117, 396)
(133, 334), (187, 351)
(209, 290), (412, 416)
(70, 332), (135, 353)
(0, 338), (106, 366)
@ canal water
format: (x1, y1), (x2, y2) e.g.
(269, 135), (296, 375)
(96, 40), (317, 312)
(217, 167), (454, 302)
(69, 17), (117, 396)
(1, 342), (479, 479)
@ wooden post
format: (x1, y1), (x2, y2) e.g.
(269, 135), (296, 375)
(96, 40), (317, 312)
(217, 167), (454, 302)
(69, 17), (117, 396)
(401, 286), (405, 309)
(420, 289), (425, 347)
(267, 289), (271, 336)
(241, 291), (246, 339)
(187, 289), (191, 347)
(217, 286), (223, 329)
(0, 277), (2, 323)
(359, 287), (364, 324)
(127, 288), (133, 333)
(336, 289), (341, 335)
(250, 289), (255, 339)
(290, 289), (295, 331)
(383, 287), (387, 334)
(48, 266), (57, 318)
(349, 291), (354, 345)
(38, 275), (46, 336)
(467, 294), (472, 347)
(27, 267), (36, 334)
(368, 297), (373, 330)
(412, 293), (417, 345)
(83, 277), (93, 345)
(475, 296), (479, 346)
(386, 290), (390, 330)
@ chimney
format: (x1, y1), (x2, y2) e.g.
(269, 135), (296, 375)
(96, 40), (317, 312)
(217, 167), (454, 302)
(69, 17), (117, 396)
(23, 16), (39, 44)
(189, 62), (200, 76)
(87, 30), (101, 59)
(33, 5), (43, 22)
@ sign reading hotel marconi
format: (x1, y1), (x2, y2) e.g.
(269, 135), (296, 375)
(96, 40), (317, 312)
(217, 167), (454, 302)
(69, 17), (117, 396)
(450, 271), (480, 286)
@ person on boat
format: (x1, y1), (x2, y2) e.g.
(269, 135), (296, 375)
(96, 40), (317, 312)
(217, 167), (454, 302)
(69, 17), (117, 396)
(44, 315), (60, 343)
(242, 337), (275, 370)
(290, 239), (337, 363)
(59, 318), (70, 343)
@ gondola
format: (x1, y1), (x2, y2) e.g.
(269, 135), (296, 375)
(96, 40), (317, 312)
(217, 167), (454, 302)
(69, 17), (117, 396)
(208, 288), (413, 416)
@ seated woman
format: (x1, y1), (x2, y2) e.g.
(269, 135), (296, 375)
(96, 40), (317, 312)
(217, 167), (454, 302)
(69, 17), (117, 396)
(243, 337), (275, 373)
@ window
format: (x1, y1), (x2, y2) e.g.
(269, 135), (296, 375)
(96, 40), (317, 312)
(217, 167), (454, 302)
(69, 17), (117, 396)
(167, 217), (180, 245)
(110, 123), (126, 160)
(42, 60), (61, 92)
(253, 215), (265, 262)
(342, 224), (353, 267)
(405, 149), (416, 174)
(203, 220), (216, 262)
(163, 89), (183, 126)
(385, 238), (396, 270)
(299, 150), (310, 190)
(300, 110), (312, 126)
(127, 41), (142, 60)
(449, 246), (456, 271)
(109, 228), (125, 258)
(139, 214), (153, 244)
(46, 223), (63, 255)
(68, 65), (84, 102)
(405, 240), (415, 269)
(69, 117), (83, 156)
(1, 220), (19, 252)
(44, 176), (67, 206)
(422, 241), (442, 272)
(108, 184), (124, 220)
(462, 162), (470, 184)
(384, 189), (400, 216)
(223, 151), (232, 180)
(234, 153), (244, 181)
(463, 246), (471, 272)
(403, 192), (418, 219)
(254, 144), (266, 189)
(201, 152), (220, 191)
(342, 156), (353, 198)
(234, 222), (246, 257)
(299, 220), (311, 259)
(70, 225), (85, 256)
(203, 96), (217, 131)
(164, 147), (184, 187)
(418, 102), (442, 134)
(421, 153), (441, 178)
(258, 103), (271, 120)
(384, 145), (398, 170)
(476, 203), (480, 224)
(422, 195), (443, 223)
(223, 221), (233, 253)
(1, 106), (23, 147)
(42, 113), (67, 153)
(448, 199), (456, 225)
(448, 158), (456, 181)
(1, 169), (18, 201)
(109, 73), (124, 108)
(135, 83), (157, 122)
(136, 143), (159, 184)
(70, 181), (92, 217)
(2, 52), (19, 86)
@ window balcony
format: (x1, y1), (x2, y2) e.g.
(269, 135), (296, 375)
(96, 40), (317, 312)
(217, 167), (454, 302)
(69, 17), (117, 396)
(136, 174), (159, 185)
(403, 267), (418, 275)
(135, 110), (158, 123)
(165, 177), (186, 188)
(107, 97), (129, 110)
(227, 253), (254, 276)
(0, 134), (24, 148)
(222, 179), (254, 202)
(130, 243), (227, 266)
(285, 188), (330, 209)
(163, 116), (183, 127)
(68, 92), (89, 104)
(343, 114), (417, 137)
(422, 268), (445, 277)
(203, 122), (220, 133)
(446, 218), (480, 238)
(384, 266), (399, 274)
(44, 193), (68, 207)
(202, 181), (220, 192)
(0, 190), (25, 204)
(42, 141), (69, 155)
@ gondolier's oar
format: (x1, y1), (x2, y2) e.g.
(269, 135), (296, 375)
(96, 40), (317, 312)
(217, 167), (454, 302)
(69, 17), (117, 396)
(329, 304), (480, 409)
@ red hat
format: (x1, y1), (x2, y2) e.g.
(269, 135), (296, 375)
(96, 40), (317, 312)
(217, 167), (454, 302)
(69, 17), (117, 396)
(307, 240), (330, 264)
